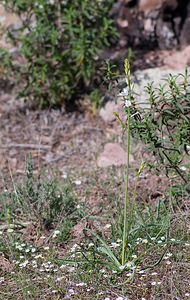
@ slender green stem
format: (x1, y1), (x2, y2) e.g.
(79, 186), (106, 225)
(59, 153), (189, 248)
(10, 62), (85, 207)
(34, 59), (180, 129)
(122, 106), (130, 266)
(126, 161), (145, 247)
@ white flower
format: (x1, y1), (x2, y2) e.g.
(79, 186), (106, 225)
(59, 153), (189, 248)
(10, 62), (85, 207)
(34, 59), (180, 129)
(61, 173), (67, 179)
(56, 277), (63, 281)
(110, 242), (120, 248)
(104, 224), (111, 229)
(74, 180), (81, 185)
(119, 265), (125, 270)
(124, 100), (132, 107)
(7, 228), (14, 233)
(76, 282), (87, 286)
(99, 268), (106, 273)
(49, 0), (55, 4)
(180, 166), (187, 171)
(185, 293), (190, 297)
(151, 281), (157, 286)
(125, 261), (133, 268)
(52, 230), (60, 238)
(116, 297), (124, 300)
(142, 239), (148, 244)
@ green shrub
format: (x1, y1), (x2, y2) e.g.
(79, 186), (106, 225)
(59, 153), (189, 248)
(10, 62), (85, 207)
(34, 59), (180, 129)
(130, 69), (190, 191)
(3, 0), (118, 107)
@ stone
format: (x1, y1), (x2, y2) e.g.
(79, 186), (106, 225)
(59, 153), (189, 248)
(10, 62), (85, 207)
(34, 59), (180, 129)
(132, 67), (189, 109)
(99, 100), (122, 122)
(97, 142), (134, 167)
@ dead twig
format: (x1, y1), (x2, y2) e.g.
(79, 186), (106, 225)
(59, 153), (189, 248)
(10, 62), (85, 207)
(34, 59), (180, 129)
(0, 143), (51, 150)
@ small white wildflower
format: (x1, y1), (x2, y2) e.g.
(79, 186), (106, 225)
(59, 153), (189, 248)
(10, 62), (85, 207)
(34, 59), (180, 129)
(124, 100), (132, 107)
(170, 238), (176, 242)
(49, 0), (55, 5)
(151, 272), (158, 276)
(61, 173), (67, 179)
(151, 237), (156, 241)
(74, 180), (81, 185)
(76, 204), (81, 209)
(31, 248), (36, 253)
(70, 243), (78, 252)
(52, 230), (60, 238)
(142, 239), (148, 244)
(157, 240), (162, 244)
(185, 243), (190, 246)
(0, 277), (5, 283)
(142, 298), (146, 300)
(157, 281), (161, 285)
(180, 166), (187, 171)
(110, 242), (120, 248)
(0, 231), (3, 235)
(185, 293), (190, 297)
(160, 236), (165, 240)
(32, 260), (37, 264)
(56, 277), (63, 281)
(116, 238), (122, 243)
(25, 248), (30, 253)
(44, 246), (49, 250)
(104, 297), (110, 300)
(40, 236), (46, 239)
(88, 242), (94, 248)
(151, 281), (157, 286)
(132, 254), (137, 259)
(52, 290), (57, 293)
(138, 270), (145, 274)
(99, 268), (106, 273)
(126, 262), (133, 268)
(76, 282), (87, 286)
(166, 260), (171, 265)
(60, 264), (66, 269)
(34, 254), (43, 259)
(68, 289), (75, 294)
(104, 224), (111, 229)
(127, 272), (132, 277)
(116, 297), (124, 300)
(119, 265), (125, 270)
(7, 228), (14, 233)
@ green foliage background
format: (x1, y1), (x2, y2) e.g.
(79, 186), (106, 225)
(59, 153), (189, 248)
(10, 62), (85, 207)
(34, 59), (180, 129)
(1, 0), (118, 106)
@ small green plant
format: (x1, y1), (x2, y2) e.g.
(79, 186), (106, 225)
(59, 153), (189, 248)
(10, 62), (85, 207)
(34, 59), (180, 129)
(0, 154), (79, 241)
(3, 0), (118, 107)
(60, 60), (149, 276)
